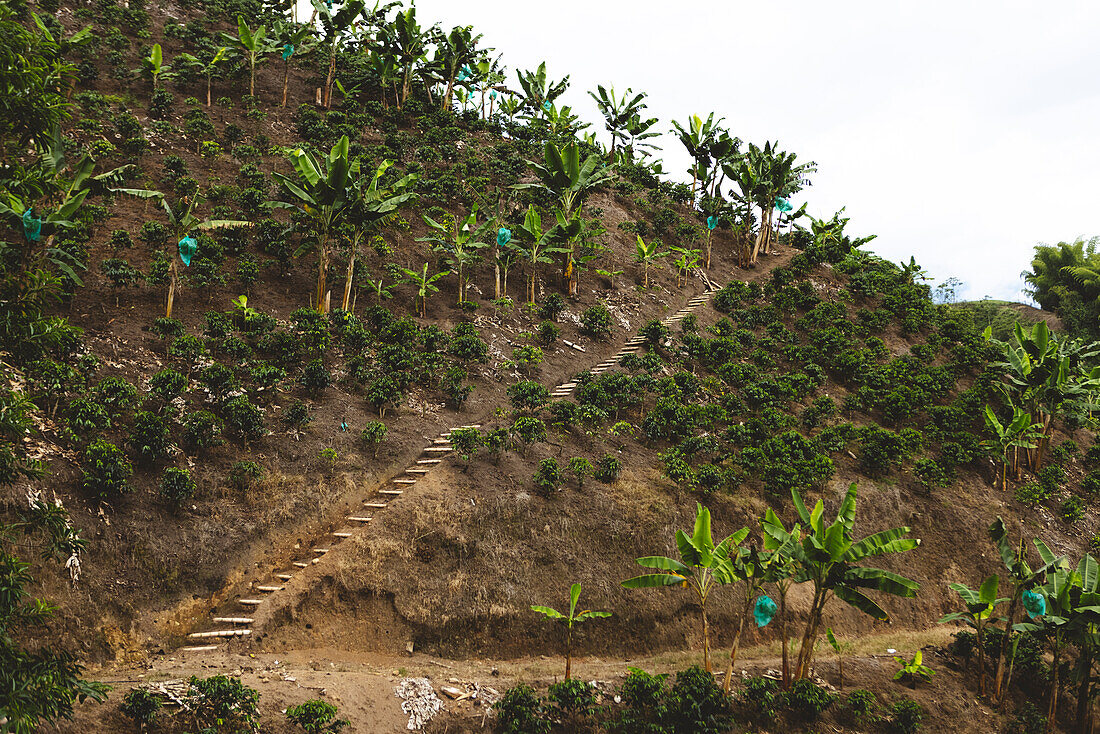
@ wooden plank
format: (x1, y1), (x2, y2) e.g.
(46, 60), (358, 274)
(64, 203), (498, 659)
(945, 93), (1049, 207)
(212, 617), (253, 624)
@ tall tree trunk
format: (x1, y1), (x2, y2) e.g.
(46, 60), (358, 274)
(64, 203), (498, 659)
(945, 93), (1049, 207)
(493, 248), (500, 300)
(1075, 650), (1093, 734)
(794, 588), (825, 680)
(166, 259), (178, 318)
(701, 605), (711, 673)
(565, 626), (573, 681)
(206, 76), (212, 107)
(249, 61), (255, 98)
(993, 592), (1020, 701)
(316, 239), (329, 314)
(779, 586), (790, 689)
(704, 229), (712, 270)
(723, 592), (753, 693)
(976, 623), (986, 697)
(282, 62), (290, 107)
(1047, 639), (1061, 733)
(341, 245), (356, 312)
(456, 263), (464, 304)
(324, 47), (336, 109)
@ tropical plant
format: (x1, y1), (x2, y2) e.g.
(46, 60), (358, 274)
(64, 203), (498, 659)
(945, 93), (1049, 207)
(112, 189), (248, 317)
(223, 16), (274, 99)
(512, 205), (565, 304)
(273, 21), (316, 108)
(671, 113), (736, 202)
(286, 699), (348, 733)
(387, 4), (427, 108)
(342, 160), (416, 311)
(530, 583), (610, 680)
(772, 483), (921, 681)
(418, 206), (490, 305)
(668, 245), (701, 287)
(399, 262), (448, 318)
(175, 47), (229, 107)
(516, 141), (613, 294)
(982, 404), (1043, 489)
(589, 85), (658, 161)
(938, 574), (1005, 696)
(622, 503), (749, 672)
(634, 235), (666, 288)
(436, 25), (482, 110)
(516, 61), (569, 117)
(892, 650), (935, 686)
(270, 135), (354, 313)
(137, 43), (170, 91)
(826, 628), (854, 690)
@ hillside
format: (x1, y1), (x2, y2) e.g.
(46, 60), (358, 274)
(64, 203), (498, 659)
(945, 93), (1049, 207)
(3, 0), (1100, 733)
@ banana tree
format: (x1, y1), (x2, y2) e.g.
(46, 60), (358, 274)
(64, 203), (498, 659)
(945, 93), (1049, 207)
(987, 517), (1064, 702)
(437, 25), (482, 111)
(622, 503), (749, 672)
(417, 205), (491, 305)
(760, 507), (803, 688)
(273, 21), (316, 108)
(716, 542), (774, 694)
(939, 575), (1006, 696)
(270, 135), (354, 313)
(399, 262), (448, 317)
(389, 5), (427, 109)
(341, 160), (416, 311)
(112, 190), (248, 317)
(516, 140), (614, 294)
(512, 205), (566, 304)
(671, 113), (736, 203)
(982, 404), (1043, 488)
(634, 235), (666, 288)
(589, 85), (655, 162)
(137, 43), (170, 91)
(787, 483), (921, 681)
(313, 0), (366, 109)
(669, 245), (701, 287)
(530, 583), (610, 680)
(223, 16), (275, 99)
(175, 47), (229, 107)
(516, 61), (569, 118)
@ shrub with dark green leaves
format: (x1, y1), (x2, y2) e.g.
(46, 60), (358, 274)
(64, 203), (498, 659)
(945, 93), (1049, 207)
(229, 460), (263, 490)
(129, 411), (171, 463)
(538, 293), (565, 321)
(82, 439), (133, 499)
(1007, 701), (1046, 734)
(594, 454), (622, 483)
(536, 319), (560, 345)
(120, 689), (161, 729)
(223, 396), (265, 441)
(511, 416), (546, 453)
(1013, 481), (1049, 506)
(1061, 496), (1085, 524)
(249, 361), (286, 393)
(783, 679), (834, 721)
(580, 304), (613, 339)
(140, 221), (169, 249)
(568, 456), (592, 488)
(441, 365), (473, 408)
(282, 400), (312, 430)
(168, 334), (206, 364)
(160, 466), (196, 505)
(611, 668), (669, 734)
(94, 376), (138, 415)
(859, 427), (908, 474)
(889, 699), (923, 734)
(299, 359), (331, 393)
(913, 458), (952, 490)
(495, 684), (549, 734)
(843, 689), (878, 726)
(361, 421), (387, 457)
(450, 333), (488, 362)
(508, 380), (550, 412)
(547, 679), (596, 719)
(286, 699), (348, 733)
(639, 319), (669, 347)
(366, 376), (402, 418)
(183, 410), (224, 451)
(737, 676), (778, 725)
(664, 666), (734, 734)
(185, 675), (260, 734)
(68, 397), (110, 434)
(534, 458), (562, 496)
(512, 345), (543, 374)
(450, 427), (481, 463)
(148, 368), (187, 404)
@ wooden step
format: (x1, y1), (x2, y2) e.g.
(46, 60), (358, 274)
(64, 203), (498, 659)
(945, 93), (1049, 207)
(333, 531), (353, 538)
(364, 502), (387, 508)
(212, 617), (253, 624)
(293, 561), (310, 568)
(380, 489), (403, 496)
(459, 424), (482, 429)
(347, 516), (372, 522)
(406, 468), (429, 474)
(182, 645), (219, 652)
(424, 447), (452, 453)
(417, 459), (442, 465)
(393, 478), (417, 484)
(432, 439), (451, 445)
(255, 585), (283, 592)
(312, 548), (329, 554)
(238, 599), (263, 606)
(276, 573), (293, 580)
(189, 629), (251, 639)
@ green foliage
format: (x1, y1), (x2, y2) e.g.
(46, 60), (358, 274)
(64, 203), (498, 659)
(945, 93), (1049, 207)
(160, 466), (196, 505)
(843, 689), (878, 725)
(737, 676), (778, 725)
(450, 427), (481, 463)
(610, 668), (669, 734)
(495, 684), (550, 734)
(580, 304), (613, 339)
(229, 460), (263, 491)
(892, 650), (935, 685)
(1061, 495), (1084, 524)
(222, 396), (265, 441)
(568, 456), (592, 487)
(538, 293), (565, 321)
(360, 421), (387, 457)
(511, 416), (546, 452)
(120, 688), (161, 728)
(534, 457), (561, 496)
(299, 358), (331, 393)
(148, 367), (187, 404)
(536, 319), (560, 345)
(663, 666), (734, 734)
(1013, 481), (1049, 506)
(1007, 701), (1047, 734)
(508, 380), (550, 412)
(82, 438), (133, 499)
(782, 679), (834, 720)
(183, 410), (223, 451)
(511, 344), (543, 374)
(185, 674), (260, 734)
(286, 698), (348, 733)
(594, 454), (622, 483)
(129, 411), (171, 464)
(889, 699), (924, 734)
(548, 679), (596, 718)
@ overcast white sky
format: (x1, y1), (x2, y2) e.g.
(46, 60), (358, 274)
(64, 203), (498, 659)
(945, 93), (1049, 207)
(333, 1), (1100, 301)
